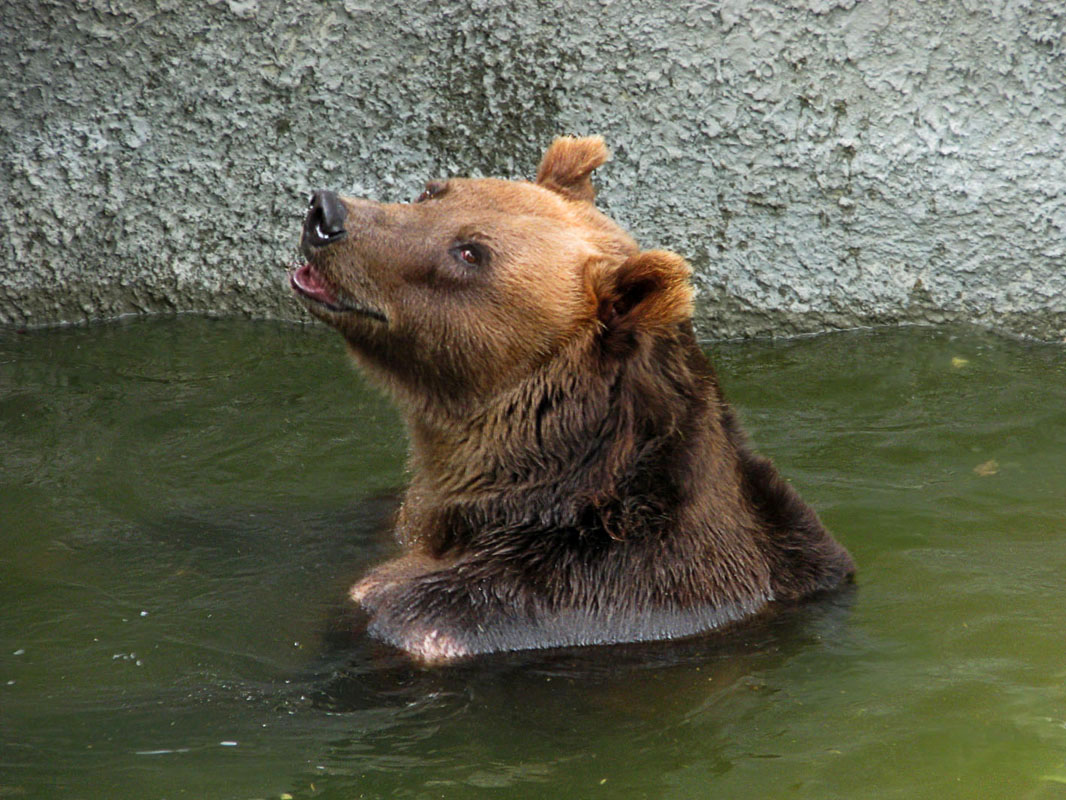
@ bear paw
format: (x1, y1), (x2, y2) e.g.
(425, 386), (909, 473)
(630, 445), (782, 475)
(409, 628), (469, 664)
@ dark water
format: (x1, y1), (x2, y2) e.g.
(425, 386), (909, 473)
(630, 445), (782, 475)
(2, 317), (1064, 800)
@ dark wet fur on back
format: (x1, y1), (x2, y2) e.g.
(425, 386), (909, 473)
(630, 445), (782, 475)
(357, 316), (854, 657)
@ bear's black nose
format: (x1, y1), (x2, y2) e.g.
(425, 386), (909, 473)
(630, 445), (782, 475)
(305, 189), (348, 244)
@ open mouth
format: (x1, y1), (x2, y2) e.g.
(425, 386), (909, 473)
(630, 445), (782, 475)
(290, 263), (387, 322)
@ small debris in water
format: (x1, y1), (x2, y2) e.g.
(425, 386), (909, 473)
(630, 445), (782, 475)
(136, 748), (191, 756)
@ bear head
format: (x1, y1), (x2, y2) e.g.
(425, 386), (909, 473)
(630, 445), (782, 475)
(291, 136), (695, 420)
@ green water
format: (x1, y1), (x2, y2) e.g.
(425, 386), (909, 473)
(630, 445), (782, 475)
(1, 317), (1064, 800)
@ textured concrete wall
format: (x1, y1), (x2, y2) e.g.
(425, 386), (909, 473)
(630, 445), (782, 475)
(3, 0), (1065, 339)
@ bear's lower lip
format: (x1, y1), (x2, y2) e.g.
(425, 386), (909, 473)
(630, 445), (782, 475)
(290, 263), (387, 322)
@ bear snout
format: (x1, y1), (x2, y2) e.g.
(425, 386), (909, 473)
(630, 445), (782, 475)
(304, 189), (348, 247)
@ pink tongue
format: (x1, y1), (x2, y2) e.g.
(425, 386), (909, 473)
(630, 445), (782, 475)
(292, 263), (340, 306)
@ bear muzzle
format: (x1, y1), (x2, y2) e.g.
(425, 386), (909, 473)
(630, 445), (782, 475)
(304, 189), (348, 248)
(292, 191), (388, 323)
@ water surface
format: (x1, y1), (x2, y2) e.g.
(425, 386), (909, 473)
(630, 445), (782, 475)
(2, 318), (1064, 799)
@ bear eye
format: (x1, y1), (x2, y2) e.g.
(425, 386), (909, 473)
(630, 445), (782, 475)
(452, 242), (486, 268)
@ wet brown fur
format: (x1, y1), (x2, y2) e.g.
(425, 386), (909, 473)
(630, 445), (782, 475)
(293, 136), (855, 662)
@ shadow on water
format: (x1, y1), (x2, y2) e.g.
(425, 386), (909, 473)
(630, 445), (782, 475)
(223, 564), (833, 800)
(151, 482), (858, 714)
(290, 587), (858, 799)
(317, 586), (859, 713)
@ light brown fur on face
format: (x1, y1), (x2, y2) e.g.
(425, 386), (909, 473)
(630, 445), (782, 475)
(299, 158), (639, 413)
(291, 136), (854, 663)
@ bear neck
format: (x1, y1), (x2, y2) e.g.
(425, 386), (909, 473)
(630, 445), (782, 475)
(395, 322), (761, 557)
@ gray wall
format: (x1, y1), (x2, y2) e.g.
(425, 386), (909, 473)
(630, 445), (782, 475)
(3, 0), (1065, 339)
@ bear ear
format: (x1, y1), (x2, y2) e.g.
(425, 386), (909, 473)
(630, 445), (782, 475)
(536, 135), (610, 202)
(592, 250), (694, 350)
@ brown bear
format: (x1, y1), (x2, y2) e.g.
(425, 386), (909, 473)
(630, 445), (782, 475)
(291, 136), (855, 663)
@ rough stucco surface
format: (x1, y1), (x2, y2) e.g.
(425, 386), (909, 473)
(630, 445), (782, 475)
(2, 0), (1065, 339)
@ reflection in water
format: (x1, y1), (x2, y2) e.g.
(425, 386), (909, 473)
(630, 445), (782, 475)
(308, 590), (859, 793)
(1, 318), (1065, 800)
